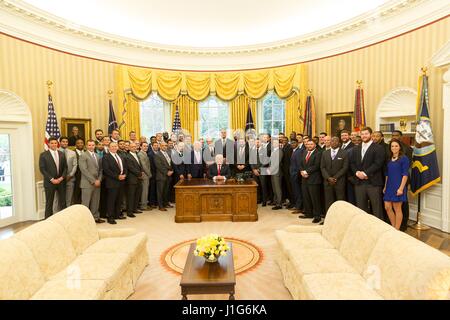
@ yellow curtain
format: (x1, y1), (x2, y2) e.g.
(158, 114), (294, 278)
(230, 95), (257, 132)
(115, 63), (307, 138)
(171, 95), (199, 141)
(285, 64), (308, 135)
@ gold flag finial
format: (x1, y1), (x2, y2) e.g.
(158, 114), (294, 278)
(107, 89), (113, 98)
(356, 80), (363, 88)
(421, 67), (428, 75)
(47, 80), (53, 94)
(307, 89), (313, 95)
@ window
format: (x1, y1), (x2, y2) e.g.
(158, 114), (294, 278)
(0, 134), (12, 220)
(260, 92), (285, 135)
(199, 96), (229, 139)
(140, 92), (171, 137)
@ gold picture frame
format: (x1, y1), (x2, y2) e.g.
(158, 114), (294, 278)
(326, 112), (354, 137)
(61, 117), (91, 145)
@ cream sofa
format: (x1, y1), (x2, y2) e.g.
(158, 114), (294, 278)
(0, 205), (149, 300)
(276, 201), (450, 300)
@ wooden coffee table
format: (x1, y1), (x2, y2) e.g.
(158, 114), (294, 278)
(180, 242), (236, 300)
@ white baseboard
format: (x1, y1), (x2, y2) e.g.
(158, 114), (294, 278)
(408, 184), (445, 231)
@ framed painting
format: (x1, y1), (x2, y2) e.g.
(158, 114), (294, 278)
(326, 112), (354, 137)
(61, 118), (91, 146)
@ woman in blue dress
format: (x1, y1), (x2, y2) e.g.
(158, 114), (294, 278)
(383, 139), (410, 230)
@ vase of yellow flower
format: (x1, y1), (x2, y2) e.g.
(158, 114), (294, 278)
(193, 234), (229, 263)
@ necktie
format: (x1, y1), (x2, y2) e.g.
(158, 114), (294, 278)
(331, 149), (337, 160)
(163, 152), (171, 165)
(305, 151), (312, 163)
(54, 151), (59, 175)
(218, 164), (221, 176)
(91, 152), (98, 167)
(114, 154), (123, 174)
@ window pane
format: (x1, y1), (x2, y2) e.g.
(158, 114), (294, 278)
(0, 134), (13, 219)
(260, 92), (285, 136)
(140, 92), (167, 138)
(199, 97), (229, 139)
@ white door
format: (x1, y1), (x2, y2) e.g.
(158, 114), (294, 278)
(0, 131), (16, 227)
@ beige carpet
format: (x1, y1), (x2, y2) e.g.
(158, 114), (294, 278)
(99, 205), (313, 300)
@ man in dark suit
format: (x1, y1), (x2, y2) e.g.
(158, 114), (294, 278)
(102, 142), (127, 224)
(154, 141), (174, 211)
(39, 137), (68, 218)
(281, 137), (293, 208)
(350, 127), (386, 220)
(233, 138), (250, 177)
(214, 129), (235, 163)
(321, 136), (349, 214)
(209, 154), (231, 179)
(172, 142), (187, 186)
(188, 141), (206, 179)
(72, 138), (85, 204)
(340, 129), (355, 205)
(289, 138), (303, 214)
(147, 141), (159, 208)
(125, 142), (144, 218)
(252, 133), (271, 206)
(299, 139), (323, 223)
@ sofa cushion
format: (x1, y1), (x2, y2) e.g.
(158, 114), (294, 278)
(366, 230), (450, 300)
(31, 279), (106, 300)
(0, 238), (46, 300)
(322, 201), (362, 249)
(50, 253), (131, 291)
(14, 220), (77, 279)
(275, 230), (334, 256)
(301, 273), (383, 300)
(339, 213), (393, 274)
(48, 204), (100, 255)
(83, 233), (147, 256)
(288, 248), (358, 278)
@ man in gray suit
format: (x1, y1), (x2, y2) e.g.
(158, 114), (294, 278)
(154, 141), (174, 211)
(320, 136), (349, 214)
(138, 141), (152, 211)
(79, 139), (104, 223)
(270, 137), (283, 210)
(53, 136), (77, 213)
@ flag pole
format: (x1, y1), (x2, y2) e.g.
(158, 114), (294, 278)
(410, 193), (430, 230)
(47, 80), (53, 95)
(107, 89), (113, 99)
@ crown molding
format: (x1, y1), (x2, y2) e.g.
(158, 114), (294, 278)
(0, 0), (449, 70)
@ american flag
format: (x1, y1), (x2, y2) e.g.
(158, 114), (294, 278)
(172, 105), (181, 134)
(354, 81), (366, 132)
(44, 94), (61, 150)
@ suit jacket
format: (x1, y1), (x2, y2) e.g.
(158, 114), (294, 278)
(214, 138), (234, 160)
(138, 151), (152, 179)
(188, 150), (206, 178)
(282, 144), (292, 176)
(270, 148), (283, 177)
(147, 148), (158, 179)
(320, 148), (349, 183)
(39, 150), (68, 188)
(350, 142), (385, 187)
(79, 151), (102, 189)
(257, 143), (272, 174)
(208, 163), (231, 179)
(290, 146), (304, 176)
(299, 148), (322, 185)
(234, 144), (250, 174)
(102, 152), (128, 189)
(172, 151), (187, 178)
(154, 151), (173, 181)
(341, 141), (354, 151)
(125, 152), (143, 185)
(60, 148), (77, 181)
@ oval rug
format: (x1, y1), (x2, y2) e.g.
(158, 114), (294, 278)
(161, 237), (263, 275)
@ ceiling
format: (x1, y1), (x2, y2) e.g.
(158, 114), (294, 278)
(22, 0), (389, 48)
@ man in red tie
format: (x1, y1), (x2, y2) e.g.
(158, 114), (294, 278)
(299, 139), (323, 223)
(209, 154), (231, 181)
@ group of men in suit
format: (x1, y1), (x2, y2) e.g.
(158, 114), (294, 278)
(40, 126), (412, 229)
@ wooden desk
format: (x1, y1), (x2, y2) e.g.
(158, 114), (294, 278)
(174, 178), (258, 223)
(180, 243), (235, 300)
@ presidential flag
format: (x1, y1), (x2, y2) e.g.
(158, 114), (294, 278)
(245, 102), (255, 131)
(410, 72), (441, 196)
(303, 93), (316, 137)
(108, 98), (118, 135)
(44, 94), (61, 150)
(353, 81), (366, 132)
(172, 105), (181, 134)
